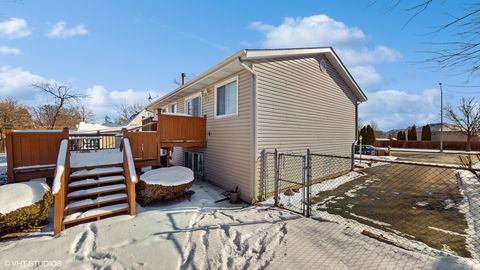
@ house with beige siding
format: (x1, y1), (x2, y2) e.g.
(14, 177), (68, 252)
(145, 48), (367, 203)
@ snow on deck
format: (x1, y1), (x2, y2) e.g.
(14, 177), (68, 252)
(0, 180), (49, 214)
(70, 149), (123, 168)
(0, 180), (476, 269)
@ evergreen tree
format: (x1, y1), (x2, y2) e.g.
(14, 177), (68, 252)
(408, 125), (417, 141)
(366, 125), (376, 145)
(421, 124), (432, 141)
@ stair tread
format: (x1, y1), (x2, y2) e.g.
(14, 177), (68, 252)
(69, 175), (125, 188)
(63, 203), (129, 223)
(67, 184), (126, 198)
(65, 193), (128, 210)
(71, 167), (123, 178)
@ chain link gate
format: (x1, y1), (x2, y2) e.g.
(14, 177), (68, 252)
(273, 150), (312, 216)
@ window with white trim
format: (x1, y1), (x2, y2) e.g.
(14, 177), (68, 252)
(185, 94), (201, 117)
(184, 151), (203, 175)
(170, 103), (177, 113)
(215, 77), (238, 118)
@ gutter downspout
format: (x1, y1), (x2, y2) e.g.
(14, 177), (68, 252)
(238, 57), (258, 203)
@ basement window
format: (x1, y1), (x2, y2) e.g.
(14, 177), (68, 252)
(215, 76), (238, 118)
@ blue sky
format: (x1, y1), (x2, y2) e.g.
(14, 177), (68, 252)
(0, 0), (478, 130)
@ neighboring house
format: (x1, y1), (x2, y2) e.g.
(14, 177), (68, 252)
(146, 47), (367, 202)
(75, 109), (149, 133)
(415, 123), (480, 142)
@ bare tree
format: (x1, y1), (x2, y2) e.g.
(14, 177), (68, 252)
(0, 97), (34, 145)
(378, 1), (480, 77)
(115, 102), (144, 124)
(78, 105), (95, 123)
(32, 82), (86, 129)
(445, 97), (480, 151)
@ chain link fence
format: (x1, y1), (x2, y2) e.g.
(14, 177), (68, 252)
(259, 148), (480, 265)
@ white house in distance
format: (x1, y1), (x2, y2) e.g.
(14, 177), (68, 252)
(146, 47), (368, 202)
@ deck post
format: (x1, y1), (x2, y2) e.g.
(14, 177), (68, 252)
(157, 109), (162, 166)
(5, 125), (14, 183)
(203, 114), (207, 147)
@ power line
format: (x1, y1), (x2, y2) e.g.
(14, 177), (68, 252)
(442, 83), (480, 88)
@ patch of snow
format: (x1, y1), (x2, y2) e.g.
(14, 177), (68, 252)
(376, 147), (480, 155)
(428, 226), (467, 237)
(416, 201), (429, 207)
(67, 184), (125, 198)
(64, 203), (129, 222)
(349, 213), (392, 227)
(70, 167), (123, 178)
(65, 194), (127, 210)
(0, 180), (50, 214)
(68, 175), (125, 188)
(52, 139), (68, 195)
(311, 171), (363, 193)
(456, 169), (480, 260)
(354, 154), (398, 161)
(70, 149), (122, 168)
(140, 166), (194, 186)
(14, 164), (56, 171)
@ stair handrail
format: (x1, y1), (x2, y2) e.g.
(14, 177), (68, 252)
(123, 138), (137, 215)
(123, 138), (138, 184)
(52, 139), (69, 195)
(52, 139), (70, 235)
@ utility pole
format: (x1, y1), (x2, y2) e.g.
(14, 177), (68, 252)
(439, 82), (444, 153)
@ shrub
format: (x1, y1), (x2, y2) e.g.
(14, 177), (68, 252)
(0, 189), (52, 236)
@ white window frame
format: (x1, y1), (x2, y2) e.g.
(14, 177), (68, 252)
(184, 92), (202, 116)
(214, 76), (238, 119)
(170, 103), (178, 113)
(184, 151), (203, 176)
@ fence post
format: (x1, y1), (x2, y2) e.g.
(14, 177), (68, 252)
(260, 149), (266, 200)
(351, 141), (357, 171)
(274, 149), (279, 207)
(5, 125), (14, 183)
(306, 149), (312, 217)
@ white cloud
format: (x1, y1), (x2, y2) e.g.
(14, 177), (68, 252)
(250, 15), (365, 48)
(337, 46), (401, 66)
(47, 21), (88, 38)
(349, 66), (383, 86)
(0, 18), (31, 39)
(0, 66), (47, 97)
(249, 14), (402, 88)
(360, 89), (440, 131)
(85, 85), (160, 119)
(0, 46), (21, 56)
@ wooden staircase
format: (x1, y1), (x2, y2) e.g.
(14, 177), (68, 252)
(53, 138), (138, 235)
(62, 166), (130, 228)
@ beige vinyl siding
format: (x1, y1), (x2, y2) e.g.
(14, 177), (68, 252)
(168, 70), (254, 202)
(253, 55), (358, 199)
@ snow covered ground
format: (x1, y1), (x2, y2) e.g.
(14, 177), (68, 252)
(0, 180), (477, 269)
(456, 169), (480, 261)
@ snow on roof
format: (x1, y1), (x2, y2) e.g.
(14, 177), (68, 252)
(77, 122), (110, 132)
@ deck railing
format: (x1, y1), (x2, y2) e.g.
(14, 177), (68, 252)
(157, 112), (207, 148)
(69, 132), (118, 151)
(5, 127), (69, 183)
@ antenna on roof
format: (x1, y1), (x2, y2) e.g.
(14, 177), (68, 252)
(148, 92), (153, 103)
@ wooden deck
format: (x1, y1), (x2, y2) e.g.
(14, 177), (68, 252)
(5, 112), (206, 182)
